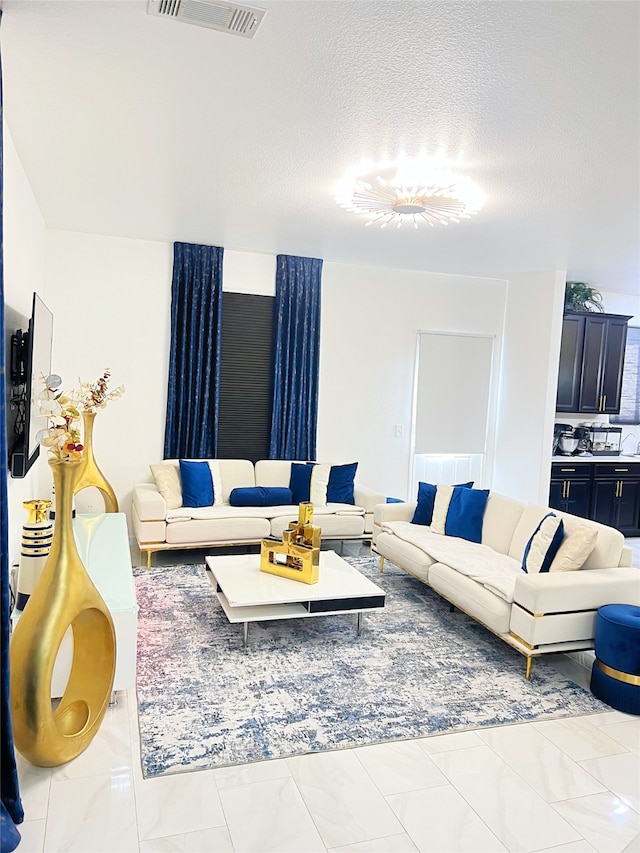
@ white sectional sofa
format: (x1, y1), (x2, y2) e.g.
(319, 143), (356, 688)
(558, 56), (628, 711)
(373, 490), (640, 679)
(133, 459), (384, 567)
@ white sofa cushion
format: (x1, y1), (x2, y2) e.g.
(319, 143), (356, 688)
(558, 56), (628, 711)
(270, 511), (365, 539)
(310, 463), (331, 505)
(207, 460), (224, 506)
(150, 462), (182, 509)
(481, 492), (525, 556)
(217, 459), (256, 501)
(375, 531), (436, 582)
(380, 521), (522, 602)
(509, 504), (622, 571)
(166, 516), (271, 545)
(429, 564), (512, 634)
(430, 484), (454, 534)
(167, 504), (300, 522)
(555, 510), (625, 570)
(547, 515), (597, 572)
(254, 459), (297, 487)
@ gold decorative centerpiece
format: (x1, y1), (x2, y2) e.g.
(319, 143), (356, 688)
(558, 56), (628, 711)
(260, 502), (321, 585)
(73, 369), (124, 512)
(10, 374), (116, 767)
(15, 499), (53, 612)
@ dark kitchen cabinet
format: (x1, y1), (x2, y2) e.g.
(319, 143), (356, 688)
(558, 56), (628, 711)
(556, 312), (631, 414)
(549, 461), (640, 535)
(549, 463), (592, 519)
(556, 314), (585, 412)
(591, 463), (640, 536)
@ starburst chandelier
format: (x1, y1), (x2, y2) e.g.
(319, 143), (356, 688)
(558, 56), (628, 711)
(335, 152), (485, 228)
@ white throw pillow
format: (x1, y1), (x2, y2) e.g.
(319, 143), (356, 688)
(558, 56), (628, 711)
(522, 513), (564, 573)
(310, 463), (331, 506)
(207, 460), (224, 506)
(548, 516), (598, 572)
(150, 461), (182, 510)
(430, 484), (454, 535)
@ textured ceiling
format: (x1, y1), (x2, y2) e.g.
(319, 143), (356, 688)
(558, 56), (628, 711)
(2, 0), (639, 294)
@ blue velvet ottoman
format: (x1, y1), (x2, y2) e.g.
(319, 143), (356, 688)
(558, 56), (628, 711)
(590, 604), (640, 715)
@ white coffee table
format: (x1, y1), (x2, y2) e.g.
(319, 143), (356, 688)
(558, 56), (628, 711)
(205, 550), (386, 648)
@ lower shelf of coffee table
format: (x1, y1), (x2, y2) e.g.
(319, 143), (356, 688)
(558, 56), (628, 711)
(215, 589), (385, 624)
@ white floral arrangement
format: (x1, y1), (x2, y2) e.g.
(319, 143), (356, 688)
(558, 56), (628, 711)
(37, 369), (125, 460)
(78, 368), (125, 413)
(37, 375), (83, 461)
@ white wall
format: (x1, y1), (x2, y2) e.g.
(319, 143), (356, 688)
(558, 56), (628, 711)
(4, 122), (47, 563)
(223, 250), (275, 296)
(44, 230), (173, 518)
(493, 270), (566, 504)
(318, 263), (508, 500)
(599, 289), (639, 326)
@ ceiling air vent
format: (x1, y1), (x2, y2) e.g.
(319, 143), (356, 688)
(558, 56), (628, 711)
(147, 0), (266, 39)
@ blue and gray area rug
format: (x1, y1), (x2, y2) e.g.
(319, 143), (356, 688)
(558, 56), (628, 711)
(135, 556), (606, 778)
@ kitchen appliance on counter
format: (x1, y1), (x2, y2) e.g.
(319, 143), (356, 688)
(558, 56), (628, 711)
(587, 425), (622, 456)
(554, 423), (579, 456)
(574, 427), (593, 456)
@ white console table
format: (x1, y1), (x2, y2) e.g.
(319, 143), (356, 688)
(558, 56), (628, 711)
(12, 513), (138, 698)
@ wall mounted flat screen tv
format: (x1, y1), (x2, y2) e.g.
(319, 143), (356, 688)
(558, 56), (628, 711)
(9, 293), (54, 478)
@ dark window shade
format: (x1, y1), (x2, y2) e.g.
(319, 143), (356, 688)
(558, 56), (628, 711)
(611, 327), (640, 425)
(217, 292), (275, 462)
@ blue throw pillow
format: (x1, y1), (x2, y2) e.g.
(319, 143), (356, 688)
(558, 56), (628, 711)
(411, 481), (474, 526)
(444, 487), (490, 543)
(289, 463), (314, 504)
(327, 462), (358, 504)
(411, 482), (437, 525)
(230, 487), (293, 507)
(522, 513), (565, 573)
(179, 460), (214, 508)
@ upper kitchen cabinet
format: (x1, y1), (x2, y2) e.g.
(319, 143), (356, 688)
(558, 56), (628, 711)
(556, 311), (632, 414)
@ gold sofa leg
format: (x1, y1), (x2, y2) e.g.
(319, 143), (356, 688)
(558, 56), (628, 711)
(379, 556), (385, 574)
(525, 656), (533, 681)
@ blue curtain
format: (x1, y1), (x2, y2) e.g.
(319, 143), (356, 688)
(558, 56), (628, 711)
(269, 254), (322, 460)
(0, 13), (25, 851)
(164, 242), (224, 459)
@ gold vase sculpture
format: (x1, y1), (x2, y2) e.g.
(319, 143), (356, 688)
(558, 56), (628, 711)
(10, 458), (116, 767)
(73, 410), (118, 512)
(260, 502), (321, 584)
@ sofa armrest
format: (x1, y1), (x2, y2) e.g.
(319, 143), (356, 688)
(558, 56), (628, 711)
(372, 501), (416, 544)
(513, 567), (640, 615)
(620, 546), (633, 567)
(353, 484), (386, 514)
(132, 483), (167, 522)
(374, 501), (416, 525)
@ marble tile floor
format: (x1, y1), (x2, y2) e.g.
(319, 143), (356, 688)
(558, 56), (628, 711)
(13, 539), (640, 853)
(14, 689), (640, 853)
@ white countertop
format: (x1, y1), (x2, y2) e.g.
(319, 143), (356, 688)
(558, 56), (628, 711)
(551, 455), (640, 463)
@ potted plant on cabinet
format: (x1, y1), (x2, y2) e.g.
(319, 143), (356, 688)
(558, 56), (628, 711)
(564, 281), (604, 313)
